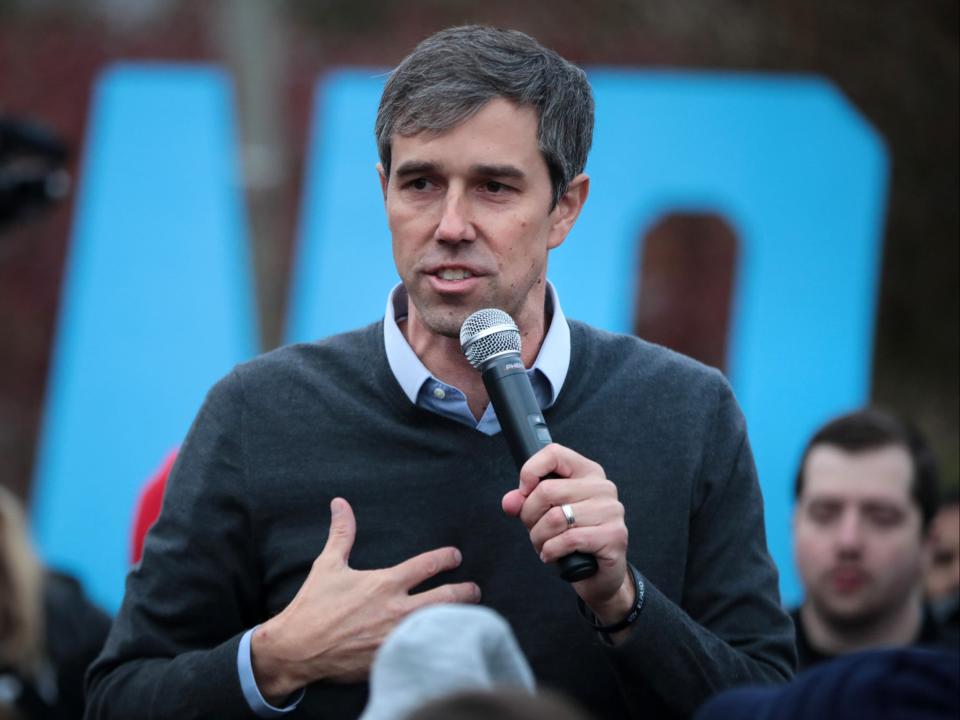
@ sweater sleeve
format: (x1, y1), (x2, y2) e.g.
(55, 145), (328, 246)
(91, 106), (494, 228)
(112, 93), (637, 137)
(604, 373), (797, 718)
(85, 370), (263, 720)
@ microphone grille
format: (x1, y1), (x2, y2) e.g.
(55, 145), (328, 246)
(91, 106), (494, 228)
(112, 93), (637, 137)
(460, 308), (522, 369)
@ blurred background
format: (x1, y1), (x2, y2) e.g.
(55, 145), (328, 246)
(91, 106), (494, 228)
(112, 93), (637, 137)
(0, 0), (957, 600)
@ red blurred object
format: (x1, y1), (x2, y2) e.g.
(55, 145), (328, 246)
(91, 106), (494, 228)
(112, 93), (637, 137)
(131, 449), (177, 564)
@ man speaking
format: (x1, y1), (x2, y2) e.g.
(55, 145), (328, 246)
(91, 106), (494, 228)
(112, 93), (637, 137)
(86, 25), (794, 719)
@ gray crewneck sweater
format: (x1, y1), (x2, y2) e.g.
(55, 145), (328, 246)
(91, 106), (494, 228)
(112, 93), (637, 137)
(86, 320), (795, 719)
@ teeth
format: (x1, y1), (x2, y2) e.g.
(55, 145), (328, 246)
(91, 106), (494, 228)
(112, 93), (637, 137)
(437, 268), (472, 280)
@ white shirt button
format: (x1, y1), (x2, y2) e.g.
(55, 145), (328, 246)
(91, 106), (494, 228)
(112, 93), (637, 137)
(432, 386), (446, 400)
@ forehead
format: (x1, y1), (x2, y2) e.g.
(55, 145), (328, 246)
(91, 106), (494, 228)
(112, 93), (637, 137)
(389, 98), (544, 171)
(932, 504), (960, 534)
(801, 444), (915, 504)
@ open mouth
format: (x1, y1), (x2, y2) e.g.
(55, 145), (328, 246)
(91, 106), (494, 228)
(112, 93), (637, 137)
(435, 268), (473, 281)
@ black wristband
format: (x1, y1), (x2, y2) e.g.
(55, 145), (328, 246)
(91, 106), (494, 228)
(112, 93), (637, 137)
(576, 563), (645, 635)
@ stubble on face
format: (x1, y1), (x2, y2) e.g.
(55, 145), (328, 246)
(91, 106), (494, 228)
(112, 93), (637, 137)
(404, 268), (509, 340)
(805, 582), (903, 632)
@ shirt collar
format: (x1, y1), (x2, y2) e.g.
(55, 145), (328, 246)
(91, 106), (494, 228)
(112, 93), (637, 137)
(383, 282), (570, 406)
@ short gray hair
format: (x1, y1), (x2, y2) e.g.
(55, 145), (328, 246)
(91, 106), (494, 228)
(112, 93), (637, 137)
(375, 25), (594, 209)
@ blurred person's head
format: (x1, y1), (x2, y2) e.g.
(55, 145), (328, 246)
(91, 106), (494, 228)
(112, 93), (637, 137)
(693, 647), (959, 720)
(925, 493), (960, 604)
(0, 486), (44, 677)
(375, 25), (594, 211)
(404, 689), (595, 720)
(360, 604), (536, 720)
(792, 408), (939, 652)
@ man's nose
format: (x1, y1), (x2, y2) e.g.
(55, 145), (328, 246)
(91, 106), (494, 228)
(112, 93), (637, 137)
(835, 509), (865, 554)
(435, 190), (476, 243)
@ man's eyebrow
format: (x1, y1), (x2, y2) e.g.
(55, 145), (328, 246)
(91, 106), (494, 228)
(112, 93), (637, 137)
(393, 161), (527, 180)
(471, 164), (526, 180)
(806, 497), (843, 506)
(861, 500), (906, 512)
(393, 160), (439, 177)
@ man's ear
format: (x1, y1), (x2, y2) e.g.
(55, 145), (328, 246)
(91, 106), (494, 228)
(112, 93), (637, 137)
(377, 163), (388, 202)
(547, 173), (590, 250)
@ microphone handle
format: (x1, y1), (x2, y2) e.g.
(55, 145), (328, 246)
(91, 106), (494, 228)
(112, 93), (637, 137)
(481, 355), (598, 582)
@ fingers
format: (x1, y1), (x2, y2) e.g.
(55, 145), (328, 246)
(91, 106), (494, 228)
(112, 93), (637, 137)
(518, 476), (616, 530)
(320, 497), (356, 566)
(508, 446), (631, 610)
(385, 548), (481, 614)
(539, 523), (628, 566)
(407, 581), (482, 610)
(528, 496), (623, 553)
(518, 444), (604, 497)
(509, 444), (624, 572)
(390, 546), (464, 590)
(501, 489), (525, 517)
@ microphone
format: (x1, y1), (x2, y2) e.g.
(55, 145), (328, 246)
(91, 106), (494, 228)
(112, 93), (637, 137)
(460, 308), (597, 583)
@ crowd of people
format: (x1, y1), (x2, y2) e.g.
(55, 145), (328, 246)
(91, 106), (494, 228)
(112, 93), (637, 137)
(2, 23), (958, 720)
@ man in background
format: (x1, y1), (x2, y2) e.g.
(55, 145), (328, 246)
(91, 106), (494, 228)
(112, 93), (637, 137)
(791, 408), (946, 668)
(926, 491), (960, 644)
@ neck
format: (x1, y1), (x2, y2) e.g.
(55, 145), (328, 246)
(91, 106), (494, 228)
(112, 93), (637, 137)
(401, 296), (550, 421)
(800, 590), (924, 656)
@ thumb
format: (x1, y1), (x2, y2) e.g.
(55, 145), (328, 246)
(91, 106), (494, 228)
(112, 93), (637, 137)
(321, 497), (356, 565)
(502, 489), (525, 517)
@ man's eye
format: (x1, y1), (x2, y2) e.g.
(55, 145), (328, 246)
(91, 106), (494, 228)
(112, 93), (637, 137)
(483, 181), (507, 193)
(933, 549), (957, 567)
(410, 178), (430, 190)
(865, 507), (903, 528)
(807, 504), (840, 524)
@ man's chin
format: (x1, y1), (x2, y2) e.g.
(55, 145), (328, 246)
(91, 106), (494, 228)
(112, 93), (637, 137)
(409, 297), (484, 339)
(810, 593), (881, 630)
(414, 308), (471, 339)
